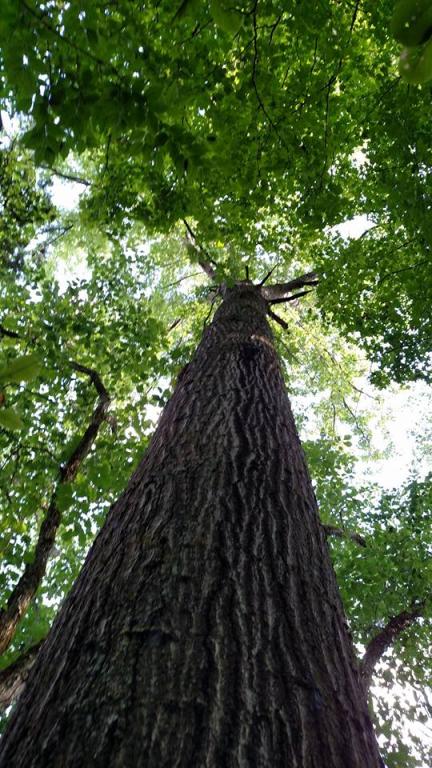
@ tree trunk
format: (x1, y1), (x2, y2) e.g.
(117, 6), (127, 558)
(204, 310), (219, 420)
(0, 283), (383, 767)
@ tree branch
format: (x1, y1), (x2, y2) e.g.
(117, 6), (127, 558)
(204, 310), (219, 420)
(40, 166), (90, 186)
(267, 307), (289, 330)
(0, 362), (112, 655)
(360, 601), (425, 690)
(182, 219), (218, 280)
(258, 263), (280, 286)
(0, 324), (21, 340)
(322, 524), (367, 548)
(269, 289), (315, 305)
(0, 640), (44, 712)
(261, 271), (319, 301)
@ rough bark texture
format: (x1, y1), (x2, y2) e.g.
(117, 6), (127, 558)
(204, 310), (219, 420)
(0, 641), (43, 711)
(0, 284), (383, 767)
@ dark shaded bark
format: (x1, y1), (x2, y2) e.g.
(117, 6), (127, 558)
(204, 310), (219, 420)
(0, 283), (382, 767)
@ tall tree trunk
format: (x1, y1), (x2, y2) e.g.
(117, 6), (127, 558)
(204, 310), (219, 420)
(0, 284), (383, 767)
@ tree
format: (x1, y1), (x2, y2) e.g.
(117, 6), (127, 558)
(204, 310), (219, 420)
(0, 1), (431, 765)
(0, 278), (386, 767)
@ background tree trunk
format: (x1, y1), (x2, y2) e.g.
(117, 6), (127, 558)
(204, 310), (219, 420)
(0, 284), (383, 767)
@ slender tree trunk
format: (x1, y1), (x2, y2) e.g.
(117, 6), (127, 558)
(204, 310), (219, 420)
(0, 284), (383, 767)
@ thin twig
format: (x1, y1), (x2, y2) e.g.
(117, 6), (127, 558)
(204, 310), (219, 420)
(258, 263), (280, 286)
(251, 0), (287, 148)
(21, 0), (112, 70)
(167, 318), (182, 332)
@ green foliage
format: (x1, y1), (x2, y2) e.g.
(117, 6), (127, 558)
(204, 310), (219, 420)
(0, 354), (41, 383)
(0, 0), (429, 381)
(0, 409), (24, 431)
(320, 469), (432, 768)
(0, 2), (431, 762)
(391, 0), (432, 46)
(399, 40), (432, 83)
(0, 145), (55, 266)
(391, 0), (432, 84)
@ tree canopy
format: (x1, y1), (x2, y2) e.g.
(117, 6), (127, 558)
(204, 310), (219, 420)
(0, 2), (431, 766)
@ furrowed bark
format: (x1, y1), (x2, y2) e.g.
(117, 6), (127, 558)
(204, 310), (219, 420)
(361, 602), (425, 690)
(0, 363), (111, 656)
(0, 641), (44, 712)
(0, 284), (382, 767)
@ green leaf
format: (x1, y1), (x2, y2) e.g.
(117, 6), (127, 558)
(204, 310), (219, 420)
(56, 484), (74, 512)
(0, 353), (42, 383)
(399, 39), (432, 84)
(391, 0), (432, 47)
(210, 0), (243, 35)
(0, 407), (24, 430)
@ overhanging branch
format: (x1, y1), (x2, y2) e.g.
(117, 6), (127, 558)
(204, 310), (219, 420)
(360, 601), (425, 690)
(0, 362), (112, 655)
(261, 271), (319, 301)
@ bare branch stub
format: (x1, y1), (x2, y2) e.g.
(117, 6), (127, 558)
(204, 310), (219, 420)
(267, 307), (289, 330)
(258, 263), (279, 287)
(360, 601), (426, 690)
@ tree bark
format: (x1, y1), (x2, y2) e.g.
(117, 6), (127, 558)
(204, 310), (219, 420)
(0, 283), (383, 767)
(0, 641), (43, 711)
